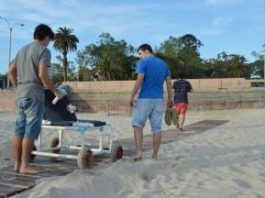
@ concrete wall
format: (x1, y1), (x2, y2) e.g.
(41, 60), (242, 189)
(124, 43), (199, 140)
(0, 90), (16, 113)
(64, 78), (251, 92)
(66, 89), (265, 113)
(0, 78), (259, 113)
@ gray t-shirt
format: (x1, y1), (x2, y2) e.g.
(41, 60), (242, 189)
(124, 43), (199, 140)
(13, 41), (51, 102)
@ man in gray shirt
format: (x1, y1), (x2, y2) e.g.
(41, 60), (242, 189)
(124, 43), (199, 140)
(9, 24), (63, 174)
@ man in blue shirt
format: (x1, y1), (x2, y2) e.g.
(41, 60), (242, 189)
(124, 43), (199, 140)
(130, 44), (173, 160)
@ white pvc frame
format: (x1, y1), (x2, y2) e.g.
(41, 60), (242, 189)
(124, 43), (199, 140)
(31, 122), (116, 160)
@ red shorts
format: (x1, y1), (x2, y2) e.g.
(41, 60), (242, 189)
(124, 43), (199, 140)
(174, 103), (188, 115)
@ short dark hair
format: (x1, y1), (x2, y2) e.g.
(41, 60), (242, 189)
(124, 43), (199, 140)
(137, 43), (153, 53)
(33, 24), (54, 41)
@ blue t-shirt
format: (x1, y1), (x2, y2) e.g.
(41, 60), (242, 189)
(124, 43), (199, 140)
(173, 79), (192, 103)
(136, 55), (171, 99)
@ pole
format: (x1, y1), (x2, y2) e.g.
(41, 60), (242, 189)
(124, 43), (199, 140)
(263, 0), (265, 82)
(0, 16), (24, 89)
(77, 65), (79, 82)
(7, 27), (12, 88)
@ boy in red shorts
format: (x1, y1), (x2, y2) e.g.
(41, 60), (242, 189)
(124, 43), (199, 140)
(173, 73), (193, 131)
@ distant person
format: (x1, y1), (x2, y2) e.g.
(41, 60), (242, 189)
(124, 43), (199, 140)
(129, 43), (173, 160)
(8, 24), (63, 174)
(173, 73), (193, 131)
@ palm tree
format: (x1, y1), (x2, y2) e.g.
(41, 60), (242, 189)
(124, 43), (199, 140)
(53, 27), (79, 81)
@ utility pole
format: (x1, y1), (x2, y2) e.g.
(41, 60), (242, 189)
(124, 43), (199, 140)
(263, 0), (265, 82)
(0, 16), (24, 88)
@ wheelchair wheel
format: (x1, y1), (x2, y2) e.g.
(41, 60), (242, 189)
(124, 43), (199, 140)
(110, 144), (123, 162)
(30, 144), (37, 161)
(77, 146), (93, 169)
(50, 137), (60, 153)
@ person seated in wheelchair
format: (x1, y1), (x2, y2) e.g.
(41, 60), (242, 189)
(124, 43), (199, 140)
(43, 82), (106, 127)
(43, 85), (77, 122)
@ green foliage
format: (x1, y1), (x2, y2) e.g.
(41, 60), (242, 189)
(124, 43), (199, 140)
(156, 34), (204, 78)
(78, 66), (93, 81)
(205, 52), (248, 78)
(249, 50), (264, 78)
(0, 74), (7, 89)
(77, 33), (137, 80)
(53, 27), (263, 81)
(50, 55), (77, 85)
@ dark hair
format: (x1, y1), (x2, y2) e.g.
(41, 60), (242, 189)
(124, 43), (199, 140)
(137, 43), (153, 53)
(33, 24), (54, 41)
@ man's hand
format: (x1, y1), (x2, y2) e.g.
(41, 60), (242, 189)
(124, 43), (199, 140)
(167, 100), (174, 108)
(167, 97), (174, 107)
(129, 96), (135, 107)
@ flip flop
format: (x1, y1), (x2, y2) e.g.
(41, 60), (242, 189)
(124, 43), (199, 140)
(171, 108), (178, 126)
(164, 108), (173, 126)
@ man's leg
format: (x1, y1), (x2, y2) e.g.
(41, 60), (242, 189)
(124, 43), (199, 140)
(178, 103), (187, 131)
(134, 127), (143, 159)
(152, 133), (161, 159)
(132, 99), (149, 160)
(20, 137), (38, 174)
(19, 99), (43, 174)
(12, 136), (23, 172)
(150, 99), (163, 159)
(178, 113), (185, 130)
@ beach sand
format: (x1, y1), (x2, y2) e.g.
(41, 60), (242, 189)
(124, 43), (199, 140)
(0, 109), (265, 198)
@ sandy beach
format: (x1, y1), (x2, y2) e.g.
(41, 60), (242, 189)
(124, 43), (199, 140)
(0, 109), (265, 198)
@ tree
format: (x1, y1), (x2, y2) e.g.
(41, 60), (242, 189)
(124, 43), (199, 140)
(53, 27), (79, 81)
(49, 55), (78, 85)
(206, 52), (248, 78)
(228, 54), (247, 78)
(157, 34), (204, 78)
(249, 50), (265, 78)
(77, 33), (137, 80)
(0, 73), (7, 89)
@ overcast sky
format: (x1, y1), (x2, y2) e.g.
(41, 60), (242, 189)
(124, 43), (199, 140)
(0, 0), (263, 74)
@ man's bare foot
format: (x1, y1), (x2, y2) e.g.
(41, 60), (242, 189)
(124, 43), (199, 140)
(134, 153), (142, 161)
(19, 166), (39, 174)
(152, 154), (157, 160)
(177, 127), (184, 132)
(13, 161), (21, 173)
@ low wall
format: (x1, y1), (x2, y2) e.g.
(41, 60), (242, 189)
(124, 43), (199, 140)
(63, 78), (251, 92)
(0, 78), (261, 114)
(67, 89), (265, 113)
(0, 90), (16, 113)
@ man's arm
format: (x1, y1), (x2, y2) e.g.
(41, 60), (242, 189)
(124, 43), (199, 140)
(38, 64), (63, 98)
(165, 77), (174, 107)
(188, 82), (193, 92)
(129, 73), (144, 106)
(8, 63), (17, 87)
